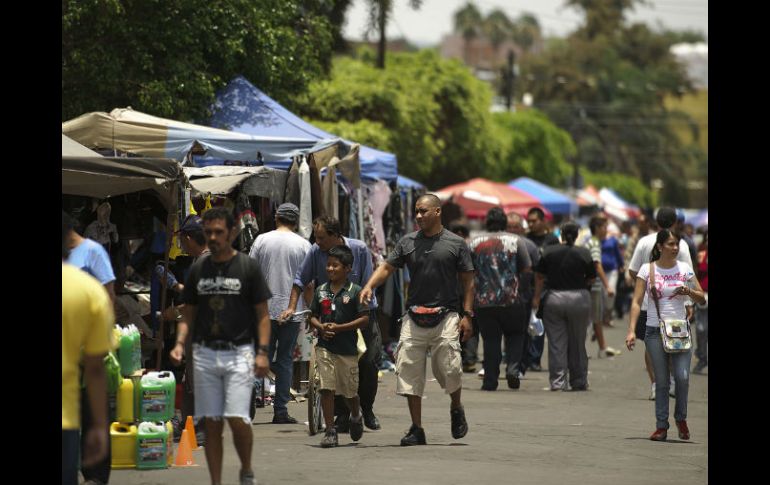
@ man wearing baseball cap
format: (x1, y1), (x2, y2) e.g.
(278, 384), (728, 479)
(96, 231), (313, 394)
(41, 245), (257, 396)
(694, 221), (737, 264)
(249, 203), (312, 424)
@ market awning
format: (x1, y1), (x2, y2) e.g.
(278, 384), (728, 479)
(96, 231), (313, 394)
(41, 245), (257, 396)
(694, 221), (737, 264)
(183, 165), (288, 201)
(62, 134), (102, 157)
(62, 107), (328, 163)
(508, 177), (577, 216)
(435, 178), (548, 219)
(208, 76), (398, 182)
(62, 155), (184, 209)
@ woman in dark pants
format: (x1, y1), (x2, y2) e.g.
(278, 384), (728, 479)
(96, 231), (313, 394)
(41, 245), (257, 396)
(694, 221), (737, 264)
(533, 222), (597, 391)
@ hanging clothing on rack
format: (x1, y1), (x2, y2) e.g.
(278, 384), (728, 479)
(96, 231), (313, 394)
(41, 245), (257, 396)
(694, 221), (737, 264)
(366, 180), (392, 258)
(298, 157), (312, 239)
(321, 166), (339, 221)
(284, 156), (301, 207)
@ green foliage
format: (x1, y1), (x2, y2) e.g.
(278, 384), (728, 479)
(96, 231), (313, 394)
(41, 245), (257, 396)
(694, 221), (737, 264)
(62, 0), (334, 121)
(490, 110), (575, 187)
(517, 2), (705, 206)
(296, 50), (499, 187)
(582, 170), (658, 208)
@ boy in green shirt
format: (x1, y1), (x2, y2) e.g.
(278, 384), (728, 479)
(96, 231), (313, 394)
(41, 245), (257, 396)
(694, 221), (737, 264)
(309, 245), (370, 448)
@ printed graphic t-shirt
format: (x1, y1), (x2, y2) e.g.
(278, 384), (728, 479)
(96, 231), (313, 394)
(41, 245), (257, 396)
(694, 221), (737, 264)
(468, 232), (531, 308)
(636, 261), (695, 327)
(183, 253), (272, 343)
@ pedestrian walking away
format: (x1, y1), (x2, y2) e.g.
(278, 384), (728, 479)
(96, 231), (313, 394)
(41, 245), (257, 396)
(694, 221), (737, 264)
(308, 245), (370, 448)
(533, 221), (596, 392)
(360, 193), (475, 446)
(249, 203), (312, 425)
(469, 207), (532, 391)
(281, 216), (383, 432)
(169, 207), (272, 485)
(625, 229), (706, 442)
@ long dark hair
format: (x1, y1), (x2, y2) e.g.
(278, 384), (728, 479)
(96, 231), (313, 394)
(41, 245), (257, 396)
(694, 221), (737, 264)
(561, 221), (579, 246)
(650, 229), (679, 262)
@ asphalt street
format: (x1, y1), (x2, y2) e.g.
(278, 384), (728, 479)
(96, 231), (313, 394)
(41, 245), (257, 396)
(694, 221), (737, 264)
(109, 321), (708, 485)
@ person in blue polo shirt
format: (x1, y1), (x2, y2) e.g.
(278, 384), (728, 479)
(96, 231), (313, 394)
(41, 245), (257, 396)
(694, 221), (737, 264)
(309, 245), (370, 448)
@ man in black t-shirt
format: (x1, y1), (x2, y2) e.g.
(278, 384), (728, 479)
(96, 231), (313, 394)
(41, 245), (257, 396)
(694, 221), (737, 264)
(524, 207), (559, 372)
(169, 207), (271, 485)
(361, 194), (475, 446)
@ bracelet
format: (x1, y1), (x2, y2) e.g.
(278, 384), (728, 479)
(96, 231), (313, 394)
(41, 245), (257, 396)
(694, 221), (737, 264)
(257, 344), (270, 353)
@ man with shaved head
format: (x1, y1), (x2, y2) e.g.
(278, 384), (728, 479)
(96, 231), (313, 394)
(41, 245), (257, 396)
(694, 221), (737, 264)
(361, 194), (475, 446)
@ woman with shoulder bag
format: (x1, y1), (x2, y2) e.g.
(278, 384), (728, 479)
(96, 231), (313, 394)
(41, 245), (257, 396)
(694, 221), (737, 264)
(624, 229), (706, 441)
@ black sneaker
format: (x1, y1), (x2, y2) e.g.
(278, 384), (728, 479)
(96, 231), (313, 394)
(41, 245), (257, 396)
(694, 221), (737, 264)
(349, 415), (364, 442)
(334, 413), (350, 433)
(320, 429), (338, 448)
(400, 424), (427, 446)
(362, 409), (381, 430)
(450, 406), (468, 439)
(506, 374), (520, 389)
(272, 413), (298, 424)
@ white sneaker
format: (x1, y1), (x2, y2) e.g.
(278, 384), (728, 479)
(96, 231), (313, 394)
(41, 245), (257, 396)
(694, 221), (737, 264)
(598, 346), (621, 358)
(649, 382), (656, 400)
(477, 368), (485, 378)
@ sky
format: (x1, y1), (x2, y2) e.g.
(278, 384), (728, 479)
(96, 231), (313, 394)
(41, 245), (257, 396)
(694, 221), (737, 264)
(342, 0), (708, 46)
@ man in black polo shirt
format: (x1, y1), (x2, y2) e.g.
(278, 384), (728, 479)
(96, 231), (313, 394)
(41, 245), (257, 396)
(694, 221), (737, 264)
(169, 207), (271, 485)
(361, 194), (475, 446)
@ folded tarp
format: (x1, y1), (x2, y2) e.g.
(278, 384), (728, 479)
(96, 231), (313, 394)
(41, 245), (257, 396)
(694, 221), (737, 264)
(63, 107), (329, 163)
(508, 177), (577, 216)
(62, 155), (184, 209)
(183, 165), (288, 202)
(209, 76), (398, 182)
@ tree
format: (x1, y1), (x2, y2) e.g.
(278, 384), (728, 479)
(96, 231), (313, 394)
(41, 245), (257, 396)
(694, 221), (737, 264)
(453, 2), (483, 65)
(483, 9), (512, 54)
(511, 13), (542, 54)
(365, 0), (422, 69)
(62, 0), (334, 121)
(295, 50), (500, 187)
(515, 1), (705, 207)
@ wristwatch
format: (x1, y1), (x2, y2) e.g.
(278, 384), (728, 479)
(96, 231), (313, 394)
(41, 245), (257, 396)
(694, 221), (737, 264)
(257, 344), (270, 355)
(461, 310), (475, 319)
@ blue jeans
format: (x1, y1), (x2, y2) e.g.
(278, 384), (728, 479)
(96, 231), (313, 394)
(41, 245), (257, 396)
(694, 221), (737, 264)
(645, 326), (692, 429)
(695, 306), (708, 365)
(62, 429), (79, 485)
(269, 319), (300, 415)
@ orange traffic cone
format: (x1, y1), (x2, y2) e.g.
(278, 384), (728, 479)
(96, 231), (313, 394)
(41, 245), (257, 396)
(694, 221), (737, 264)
(184, 415), (200, 450)
(174, 429), (195, 467)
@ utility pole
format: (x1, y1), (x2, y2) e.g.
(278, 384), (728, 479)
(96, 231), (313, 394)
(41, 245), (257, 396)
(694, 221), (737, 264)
(504, 50), (515, 111)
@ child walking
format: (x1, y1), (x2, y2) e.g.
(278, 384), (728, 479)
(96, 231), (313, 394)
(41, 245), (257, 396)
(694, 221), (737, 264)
(309, 245), (370, 448)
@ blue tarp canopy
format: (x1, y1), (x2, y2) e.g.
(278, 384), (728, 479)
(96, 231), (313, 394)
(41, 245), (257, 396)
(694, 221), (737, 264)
(208, 76), (398, 182)
(397, 175), (425, 189)
(508, 177), (578, 216)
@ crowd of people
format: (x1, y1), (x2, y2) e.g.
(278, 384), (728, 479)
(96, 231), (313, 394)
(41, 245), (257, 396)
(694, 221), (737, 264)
(62, 197), (708, 485)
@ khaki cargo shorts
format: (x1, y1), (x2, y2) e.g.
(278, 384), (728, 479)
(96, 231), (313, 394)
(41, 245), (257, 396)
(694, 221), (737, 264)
(316, 346), (359, 398)
(395, 311), (463, 397)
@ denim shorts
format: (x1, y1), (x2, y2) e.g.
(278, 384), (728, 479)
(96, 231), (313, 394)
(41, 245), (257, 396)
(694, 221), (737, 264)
(635, 311), (648, 341)
(193, 343), (255, 423)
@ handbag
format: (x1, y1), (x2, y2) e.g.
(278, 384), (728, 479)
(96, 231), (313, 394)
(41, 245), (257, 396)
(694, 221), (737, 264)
(649, 263), (692, 353)
(407, 305), (450, 328)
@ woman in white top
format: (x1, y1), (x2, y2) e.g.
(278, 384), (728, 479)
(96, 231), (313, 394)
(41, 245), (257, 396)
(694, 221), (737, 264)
(624, 229), (706, 441)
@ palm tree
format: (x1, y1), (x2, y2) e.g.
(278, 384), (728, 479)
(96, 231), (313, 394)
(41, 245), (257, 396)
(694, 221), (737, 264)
(453, 2), (482, 65)
(366, 0), (423, 69)
(511, 13), (542, 53)
(483, 9), (513, 55)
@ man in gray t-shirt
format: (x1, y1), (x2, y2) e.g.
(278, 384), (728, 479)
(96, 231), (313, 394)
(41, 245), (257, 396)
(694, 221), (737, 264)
(361, 194), (475, 446)
(249, 203), (311, 423)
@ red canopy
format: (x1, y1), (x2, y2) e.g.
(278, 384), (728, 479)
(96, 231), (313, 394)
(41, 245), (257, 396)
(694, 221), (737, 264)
(436, 178), (550, 219)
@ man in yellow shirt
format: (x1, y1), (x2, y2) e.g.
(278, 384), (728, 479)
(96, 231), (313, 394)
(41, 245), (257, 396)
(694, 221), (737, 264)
(63, 214), (114, 485)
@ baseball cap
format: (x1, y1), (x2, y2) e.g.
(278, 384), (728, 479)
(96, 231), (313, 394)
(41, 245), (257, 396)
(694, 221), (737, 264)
(275, 202), (300, 223)
(178, 215), (202, 234)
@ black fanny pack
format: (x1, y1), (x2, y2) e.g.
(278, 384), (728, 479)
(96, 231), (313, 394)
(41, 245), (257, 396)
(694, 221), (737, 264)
(408, 306), (450, 328)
